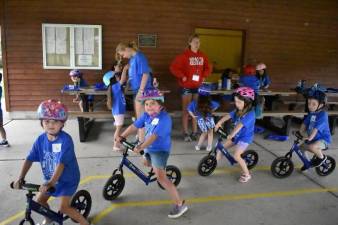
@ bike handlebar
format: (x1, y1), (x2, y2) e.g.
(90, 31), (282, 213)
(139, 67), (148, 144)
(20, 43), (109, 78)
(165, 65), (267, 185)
(10, 181), (56, 193)
(293, 131), (304, 140)
(120, 138), (144, 155)
(216, 127), (228, 139)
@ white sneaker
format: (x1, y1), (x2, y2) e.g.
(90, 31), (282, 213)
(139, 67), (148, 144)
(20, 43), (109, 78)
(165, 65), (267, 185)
(206, 145), (212, 152)
(195, 145), (201, 151)
(36, 219), (57, 225)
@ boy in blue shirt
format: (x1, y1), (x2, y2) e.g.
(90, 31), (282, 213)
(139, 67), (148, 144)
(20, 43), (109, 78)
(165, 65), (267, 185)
(13, 100), (90, 225)
(116, 88), (188, 219)
(0, 73), (9, 147)
(300, 90), (331, 170)
(103, 63), (128, 151)
(187, 88), (219, 151)
(215, 87), (256, 183)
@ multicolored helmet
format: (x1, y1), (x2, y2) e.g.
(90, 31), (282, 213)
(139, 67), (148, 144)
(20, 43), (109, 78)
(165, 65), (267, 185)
(69, 69), (82, 77)
(37, 99), (68, 121)
(138, 88), (164, 103)
(103, 71), (114, 86)
(234, 86), (255, 101)
(243, 65), (256, 75)
(307, 90), (327, 105)
(256, 63), (267, 71)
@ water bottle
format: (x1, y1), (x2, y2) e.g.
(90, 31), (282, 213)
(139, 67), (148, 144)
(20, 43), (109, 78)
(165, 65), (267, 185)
(218, 79), (222, 90)
(226, 78), (232, 90)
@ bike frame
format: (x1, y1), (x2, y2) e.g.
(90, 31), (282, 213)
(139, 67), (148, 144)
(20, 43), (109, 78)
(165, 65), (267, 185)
(118, 150), (157, 185)
(215, 137), (237, 165)
(24, 191), (64, 224)
(287, 141), (312, 170)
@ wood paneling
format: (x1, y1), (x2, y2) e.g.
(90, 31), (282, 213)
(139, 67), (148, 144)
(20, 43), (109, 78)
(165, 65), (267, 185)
(1, 0), (337, 111)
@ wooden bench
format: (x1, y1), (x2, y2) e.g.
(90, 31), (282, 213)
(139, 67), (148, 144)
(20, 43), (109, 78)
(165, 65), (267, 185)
(214, 110), (338, 136)
(69, 111), (181, 142)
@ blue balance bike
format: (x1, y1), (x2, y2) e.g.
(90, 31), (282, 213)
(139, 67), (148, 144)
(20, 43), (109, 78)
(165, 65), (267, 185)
(271, 131), (336, 178)
(10, 181), (91, 225)
(197, 128), (259, 176)
(102, 138), (181, 200)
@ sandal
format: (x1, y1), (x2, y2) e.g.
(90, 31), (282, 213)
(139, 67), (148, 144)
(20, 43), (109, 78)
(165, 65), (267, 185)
(239, 173), (251, 183)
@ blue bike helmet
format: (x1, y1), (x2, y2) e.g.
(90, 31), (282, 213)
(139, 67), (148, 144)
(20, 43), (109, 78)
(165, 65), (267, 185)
(103, 71), (114, 86)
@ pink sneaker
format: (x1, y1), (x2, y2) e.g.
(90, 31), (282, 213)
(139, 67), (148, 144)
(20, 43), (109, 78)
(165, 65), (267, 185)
(239, 173), (251, 183)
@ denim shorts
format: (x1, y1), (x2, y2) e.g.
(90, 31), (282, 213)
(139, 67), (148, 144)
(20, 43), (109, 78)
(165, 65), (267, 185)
(181, 87), (198, 96)
(302, 140), (329, 151)
(144, 151), (170, 169)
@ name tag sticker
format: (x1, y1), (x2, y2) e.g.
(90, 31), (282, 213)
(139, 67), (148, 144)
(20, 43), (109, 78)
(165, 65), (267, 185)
(52, 144), (62, 153)
(192, 74), (200, 82)
(151, 118), (159, 125)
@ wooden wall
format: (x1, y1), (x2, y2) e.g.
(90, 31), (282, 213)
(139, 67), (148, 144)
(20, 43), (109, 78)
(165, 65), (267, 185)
(1, 0), (337, 111)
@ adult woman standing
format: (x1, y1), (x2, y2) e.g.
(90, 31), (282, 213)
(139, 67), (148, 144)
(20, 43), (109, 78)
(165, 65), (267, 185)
(170, 34), (212, 141)
(116, 41), (152, 143)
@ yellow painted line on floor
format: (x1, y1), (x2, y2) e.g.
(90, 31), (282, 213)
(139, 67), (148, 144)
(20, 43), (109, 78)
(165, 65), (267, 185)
(91, 187), (338, 224)
(0, 165), (302, 225)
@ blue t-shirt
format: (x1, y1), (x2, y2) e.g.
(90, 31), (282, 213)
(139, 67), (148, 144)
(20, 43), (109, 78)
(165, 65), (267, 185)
(111, 82), (126, 115)
(128, 51), (152, 92)
(239, 75), (260, 93)
(187, 100), (219, 119)
(133, 110), (172, 153)
(26, 131), (80, 185)
(229, 109), (256, 144)
(303, 111), (331, 144)
(257, 74), (271, 89)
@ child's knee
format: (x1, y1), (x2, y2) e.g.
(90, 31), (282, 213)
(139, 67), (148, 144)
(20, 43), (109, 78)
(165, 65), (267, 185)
(234, 152), (243, 161)
(59, 204), (71, 214)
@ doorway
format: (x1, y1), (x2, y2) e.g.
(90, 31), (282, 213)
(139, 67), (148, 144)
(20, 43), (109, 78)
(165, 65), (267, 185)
(195, 28), (244, 82)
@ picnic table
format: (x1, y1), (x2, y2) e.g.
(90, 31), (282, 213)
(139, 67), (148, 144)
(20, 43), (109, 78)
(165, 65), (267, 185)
(210, 88), (338, 136)
(62, 86), (170, 142)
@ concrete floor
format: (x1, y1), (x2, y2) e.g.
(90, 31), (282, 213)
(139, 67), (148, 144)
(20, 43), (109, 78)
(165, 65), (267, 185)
(0, 118), (337, 225)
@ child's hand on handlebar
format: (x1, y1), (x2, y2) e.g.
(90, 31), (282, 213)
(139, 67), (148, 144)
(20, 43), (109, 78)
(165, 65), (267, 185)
(134, 145), (143, 154)
(115, 136), (124, 144)
(13, 179), (24, 189)
(214, 123), (222, 132)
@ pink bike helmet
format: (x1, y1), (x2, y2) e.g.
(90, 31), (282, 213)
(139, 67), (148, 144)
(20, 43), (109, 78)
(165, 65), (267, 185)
(69, 69), (82, 77)
(37, 99), (68, 121)
(256, 63), (267, 71)
(138, 88), (164, 103)
(234, 87), (255, 101)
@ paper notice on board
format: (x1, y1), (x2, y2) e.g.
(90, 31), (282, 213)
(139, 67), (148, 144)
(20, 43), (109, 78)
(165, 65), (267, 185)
(55, 27), (67, 54)
(46, 27), (56, 54)
(75, 28), (84, 54)
(78, 54), (93, 66)
(83, 28), (94, 54)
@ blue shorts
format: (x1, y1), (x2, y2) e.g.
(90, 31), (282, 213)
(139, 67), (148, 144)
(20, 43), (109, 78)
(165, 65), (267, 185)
(197, 116), (215, 132)
(144, 151), (169, 170)
(181, 88), (198, 96)
(48, 181), (79, 197)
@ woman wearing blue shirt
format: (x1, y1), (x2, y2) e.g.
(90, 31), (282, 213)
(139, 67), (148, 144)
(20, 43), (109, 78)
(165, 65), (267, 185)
(116, 42), (153, 143)
(116, 88), (188, 219)
(215, 87), (256, 183)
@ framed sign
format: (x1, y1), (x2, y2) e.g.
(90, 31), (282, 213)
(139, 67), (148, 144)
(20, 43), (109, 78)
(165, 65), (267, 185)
(138, 34), (157, 48)
(42, 23), (102, 69)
